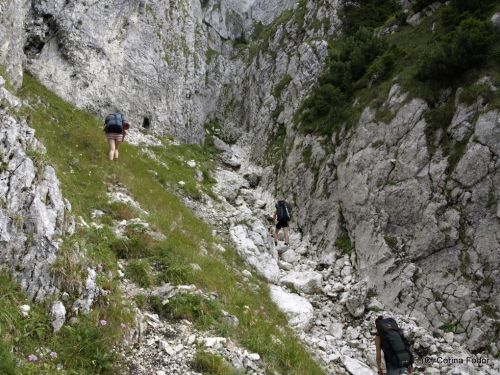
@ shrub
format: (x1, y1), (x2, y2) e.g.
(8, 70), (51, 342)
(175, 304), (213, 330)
(341, 0), (401, 36)
(417, 17), (496, 81)
(295, 29), (386, 135)
(335, 232), (353, 255)
(367, 45), (400, 83)
(192, 350), (238, 374)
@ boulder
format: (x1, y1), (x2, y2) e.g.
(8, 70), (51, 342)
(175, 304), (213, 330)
(346, 281), (368, 318)
(269, 285), (314, 331)
(50, 301), (66, 332)
(280, 271), (323, 294)
(342, 356), (377, 375)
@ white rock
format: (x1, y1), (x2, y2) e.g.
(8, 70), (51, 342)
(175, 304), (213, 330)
(280, 271), (323, 294)
(342, 356), (377, 375)
(278, 260), (293, 271)
(444, 332), (454, 344)
(242, 270), (252, 278)
(187, 160), (196, 168)
(50, 301), (66, 332)
(281, 250), (299, 263)
(246, 353), (260, 361)
(269, 285), (314, 331)
(178, 180), (186, 186)
(19, 304), (31, 317)
(200, 337), (227, 349)
(492, 13), (500, 28)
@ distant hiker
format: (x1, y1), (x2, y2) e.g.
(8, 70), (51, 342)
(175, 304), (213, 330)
(375, 316), (414, 375)
(104, 112), (130, 161)
(273, 199), (291, 246)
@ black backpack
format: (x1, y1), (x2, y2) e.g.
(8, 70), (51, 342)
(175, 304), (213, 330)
(104, 113), (124, 133)
(376, 318), (413, 369)
(276, 201), (291, 221)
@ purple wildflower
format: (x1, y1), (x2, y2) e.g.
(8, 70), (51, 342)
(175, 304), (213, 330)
(50, 351), (58, 359)
(99, 319), (107, 326)
(27, 354), (38, 362)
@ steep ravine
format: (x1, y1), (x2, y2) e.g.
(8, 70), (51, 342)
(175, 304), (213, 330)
(0, 0), (499, 374)
(181, 130), (500, 375)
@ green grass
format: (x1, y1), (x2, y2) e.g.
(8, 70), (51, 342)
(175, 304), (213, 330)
(193, 350), (241, 375)
(125, 260), (153, 288)
(150, 293), (222, 330)
(14, 73), (325, 374)
(335, 232), (353, 255)
(0, 272), (133, 374)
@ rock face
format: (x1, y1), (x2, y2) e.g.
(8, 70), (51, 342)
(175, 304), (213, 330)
(264, 88), (500, 352)
(0, 0), (497, 360)
(0, 82), (72, 301)
(0, 0), (29, 87)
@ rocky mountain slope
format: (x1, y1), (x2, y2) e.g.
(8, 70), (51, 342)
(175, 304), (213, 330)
(0, 0), (500, 374)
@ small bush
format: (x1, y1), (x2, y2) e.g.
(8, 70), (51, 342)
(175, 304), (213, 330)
(192, 350), (238, 374)
(107, 202), (140, 221)
(367, 45), (400, 83)
(125, 260), (153, 288)
(441, 323), (457, 333)
(150, 294), (221, 329)
(335, 232), (353, 255)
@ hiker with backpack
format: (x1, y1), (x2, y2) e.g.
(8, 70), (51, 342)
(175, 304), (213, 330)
(375, 316), (414, 375)
(104, 112), (130, 161)
(273, 199), (291, 247)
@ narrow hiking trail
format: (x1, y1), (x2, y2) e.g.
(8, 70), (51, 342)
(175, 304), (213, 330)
(177, 133), (500, 375)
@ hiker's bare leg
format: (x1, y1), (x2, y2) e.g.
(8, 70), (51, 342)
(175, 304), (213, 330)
(114, 140), (122, 160)
(274, 227), (279, 244)
(107, 139), (116, 161)
(284, 227), (289, 245)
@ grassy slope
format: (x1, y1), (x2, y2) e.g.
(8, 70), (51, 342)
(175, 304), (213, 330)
(0, 73), (325, 375)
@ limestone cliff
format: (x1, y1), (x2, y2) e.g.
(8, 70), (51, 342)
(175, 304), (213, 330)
(0, 0), (498, 365)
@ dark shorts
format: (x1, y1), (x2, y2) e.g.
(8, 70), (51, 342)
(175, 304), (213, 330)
(276, 220), (289, 229)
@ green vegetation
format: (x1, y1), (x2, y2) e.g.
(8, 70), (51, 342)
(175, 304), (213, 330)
(341, 0), (401, 35)
(125, 260), (153, 288)
(384, 235), (398, 251)
(294, 28), (387, 135)
(294, 0), (500, 153)
(10, 73), (324, 374)
(481, 304), (498, 319)
(335, 232), (353, 255)
(272, 74), (292, 98)
(0, 272), (133, 374)
(441, 322), (457, 333)
(193, 350), (241, 375)
(150, 294), (222, 330)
